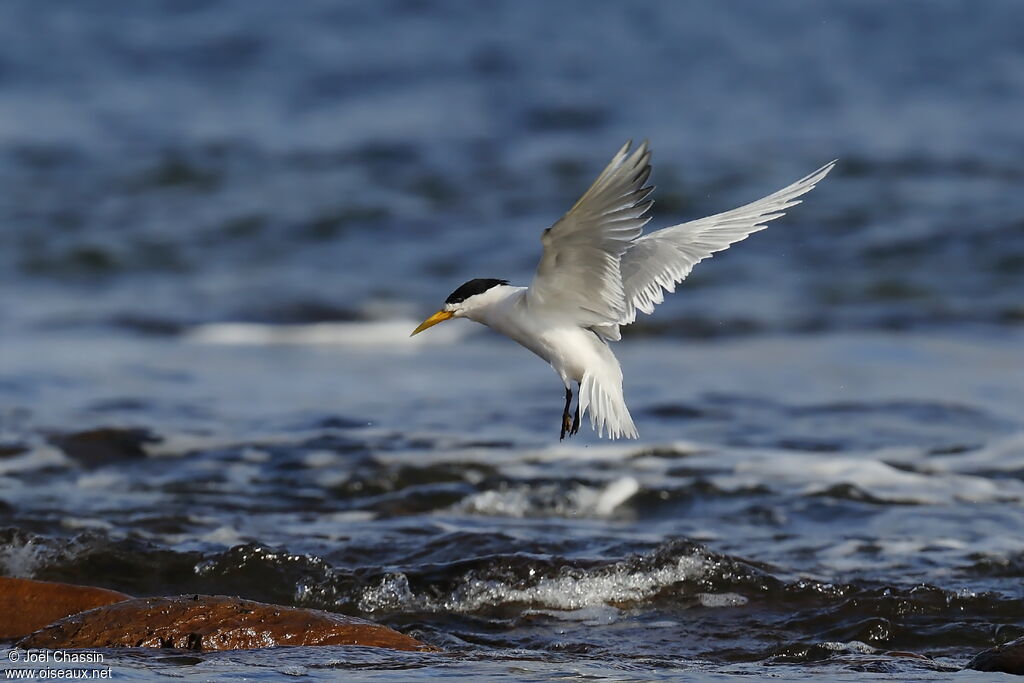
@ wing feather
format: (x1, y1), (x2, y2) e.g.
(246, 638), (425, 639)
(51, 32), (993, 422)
(619, 160), (836, 325)
(527, 141), (654, 326)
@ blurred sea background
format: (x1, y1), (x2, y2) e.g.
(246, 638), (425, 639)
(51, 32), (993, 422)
(1, 1), (1023, 679)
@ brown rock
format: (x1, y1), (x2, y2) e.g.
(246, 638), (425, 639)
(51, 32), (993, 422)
(18, 595), (436, 652)
(0, 576), (131, 639)
(968, 636), (1024, 675)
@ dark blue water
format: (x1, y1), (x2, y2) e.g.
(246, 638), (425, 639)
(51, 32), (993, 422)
(2, 1), (1024, 679)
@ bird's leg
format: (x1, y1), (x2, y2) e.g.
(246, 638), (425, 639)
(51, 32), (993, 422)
(570, 389), (581, 436)
(560, 386), (572, 440)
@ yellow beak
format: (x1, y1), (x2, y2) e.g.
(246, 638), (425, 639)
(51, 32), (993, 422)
(410, 309), (454, 336)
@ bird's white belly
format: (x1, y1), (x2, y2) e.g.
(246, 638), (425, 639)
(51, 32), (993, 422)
(484, 314), (599, 383)
(471, 290), (611, 385)
(535, 327), (601, 382)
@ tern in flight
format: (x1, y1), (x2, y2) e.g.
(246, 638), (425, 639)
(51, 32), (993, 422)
(412, 141), (835, 440)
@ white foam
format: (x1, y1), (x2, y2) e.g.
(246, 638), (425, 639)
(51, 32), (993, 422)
(76, 470), (125, 490)
(924, 431), (1024, 474)
(302, 450), (341, 468)
(526, 442), (702, 464)
(145, 432), (313, 459)
(593, 476), (641, 516)
(731, 451), (1024, 505)
(819, 641), (876, 654)
(224, 463), (260, 487)
(0, 538), (54, 578)
(240, 447), (272, 463)
(358, 552), (707, 613)
(198, 525), (247, 547)
(323, 510), (377, 523)
(183, 319), (468, 347)
(456, 476), (639, 518)
(697, 592), (749, 608)
(0, 445), (69, 476)
(451, 552), (705, 612)
(457, 488), (532, 517)
(358, 572), (415, 613)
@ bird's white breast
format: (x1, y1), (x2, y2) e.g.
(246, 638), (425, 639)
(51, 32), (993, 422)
(468, 287), (607, 384)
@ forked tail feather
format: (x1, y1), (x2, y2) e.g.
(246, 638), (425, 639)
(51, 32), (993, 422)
(578, 370), (638, 440)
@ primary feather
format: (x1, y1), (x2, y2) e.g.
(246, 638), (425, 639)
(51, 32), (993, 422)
(527, 141), (654, 327)
(618, 159), (836, 327)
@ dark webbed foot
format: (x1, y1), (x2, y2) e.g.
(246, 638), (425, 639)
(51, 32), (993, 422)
(570, 401), (581, 436)
(560, 386), (572, 441)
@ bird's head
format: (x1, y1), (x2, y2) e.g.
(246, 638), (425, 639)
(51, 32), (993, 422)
(410, 278), (511, 336)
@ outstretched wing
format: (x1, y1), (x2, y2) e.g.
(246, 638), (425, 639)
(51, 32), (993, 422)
(619, 160), (836, 325)
(527, 141), (654, 326)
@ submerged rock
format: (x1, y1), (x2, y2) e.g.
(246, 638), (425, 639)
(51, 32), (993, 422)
(48, 427), (159, 467)
(18, 595), (436, 652)
(0, 577), (130, 639)
(968, 636), (1024, 675)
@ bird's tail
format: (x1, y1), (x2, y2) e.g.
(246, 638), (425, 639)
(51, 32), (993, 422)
(578, 362), (638, 440)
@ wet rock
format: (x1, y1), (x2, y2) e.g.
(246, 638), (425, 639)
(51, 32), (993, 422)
(18, 595), (436, 652)
(48, 427), (159, 467)
(0, 577), (130, 639)
(968, 636), (1024, 675)
(0, 442), (28, 458)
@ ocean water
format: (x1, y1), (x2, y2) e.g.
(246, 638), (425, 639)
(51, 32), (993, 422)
(2, 1), (1023, 680)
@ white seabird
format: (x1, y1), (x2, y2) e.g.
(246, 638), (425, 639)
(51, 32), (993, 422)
(413, 141), (835, 440)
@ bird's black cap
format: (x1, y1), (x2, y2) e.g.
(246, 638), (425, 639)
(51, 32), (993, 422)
(445, 278), (509, 304)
